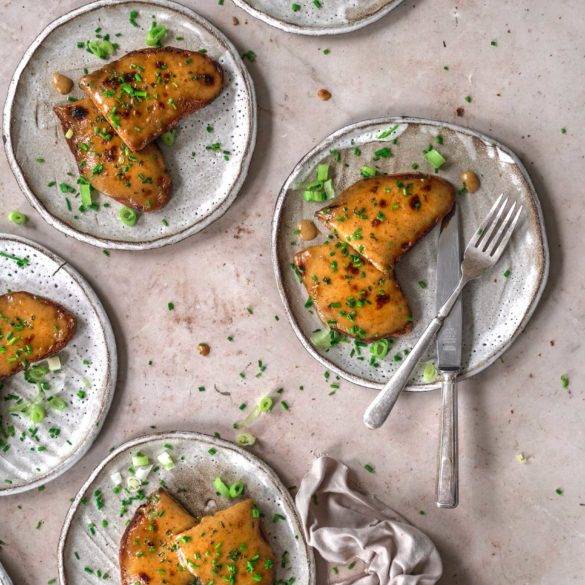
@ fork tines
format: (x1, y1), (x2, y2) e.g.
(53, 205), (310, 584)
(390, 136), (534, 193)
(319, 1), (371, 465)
(473, 194), (523, 259)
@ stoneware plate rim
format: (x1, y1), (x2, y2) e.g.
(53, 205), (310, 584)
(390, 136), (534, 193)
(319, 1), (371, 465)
(2, 0), (257, 251)
(0, 562), (13, 585)
(0, 233), (117, 495)
(271, 116), (550, 391)
(57, 430), (317, 585)
(231, 0), (406, 36)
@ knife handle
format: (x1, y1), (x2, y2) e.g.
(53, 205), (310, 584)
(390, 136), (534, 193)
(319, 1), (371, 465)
(436, 371), (459, 508)
(363, 316), (443, 429)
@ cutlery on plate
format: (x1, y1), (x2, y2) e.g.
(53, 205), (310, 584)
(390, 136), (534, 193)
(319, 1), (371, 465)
(363, 194), (523, 430)
(435, 205), (462, 509)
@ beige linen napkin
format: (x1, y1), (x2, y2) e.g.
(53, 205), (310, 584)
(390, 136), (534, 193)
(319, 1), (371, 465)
(295, 456), (442, 584)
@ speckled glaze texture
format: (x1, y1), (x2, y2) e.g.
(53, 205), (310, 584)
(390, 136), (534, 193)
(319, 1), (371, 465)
(0, 562), (12, 585)
(1, 1), (584, 584)
(231, 0), (405, 35)
(3, 0), (257, 250)
(0, 234), (117, 494)
(58, 432), (315, 585)
(273, 118), (548, 390)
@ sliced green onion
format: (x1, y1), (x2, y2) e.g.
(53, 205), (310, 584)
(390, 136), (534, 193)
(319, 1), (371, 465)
(360, 165), (377, 178)
(110, 471), (123, 486)
(369, 339), (390, 359)
(236, 432), (256, 447)
(47, 355), (62, 372)
(8, 211), (27, 225)
(24, 365), (48, 384)
(87, 39), (115, 60)
(310, 327), (344, 350)
(303, 189), (327, 202)
(258, 396), (273, 413)
(135, 464), (153, 481)
(126, 476), (141, 492)
(213, 476), (231, 498)
(132, 451), (150, 468)
(47, 396), (67, 411)
(29, 404), (45, 424)
(157, 451), (175, 470)
(161, 130), (177, 146)
(377, 124), (398, 139)
(119, 207), (138, 226)
(323, 179), (335, 199)
(80, 183), (92, 207)
(424, 148), (446, 170)
(229, 481), (245, 499)
(422, 361), (438, 383)
(316, 163), (329, 182)
(146, 21), (167, 47)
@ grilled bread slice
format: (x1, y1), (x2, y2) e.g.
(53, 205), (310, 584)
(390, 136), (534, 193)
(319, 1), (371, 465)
(316, 174), (455, 273)
(54, 98), (171, 212)
(80, 47), (223, 151)
(176, 499), (276, 585)
(0, 291), (76, 379)
(294, 240), (412, 342)
(120, 489), (198, 585)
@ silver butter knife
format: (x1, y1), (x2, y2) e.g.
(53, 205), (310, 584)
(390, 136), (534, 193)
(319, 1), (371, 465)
(435, 204), (462, 509)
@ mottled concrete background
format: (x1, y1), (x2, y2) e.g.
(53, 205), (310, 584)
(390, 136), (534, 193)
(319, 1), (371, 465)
(0, 1), (584, 584)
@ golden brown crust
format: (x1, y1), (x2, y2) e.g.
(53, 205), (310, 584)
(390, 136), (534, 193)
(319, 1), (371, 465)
(54, 98), (171, 212)
(120, 489), (197, 585)
(80, 47), (224, 151)
(316, 173), (456, 274)
(294, 241), (412, 342)
(0, 291), (76, 379)
(176, 499), (276, 585)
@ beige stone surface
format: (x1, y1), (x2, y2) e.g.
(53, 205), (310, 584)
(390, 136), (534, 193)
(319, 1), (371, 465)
(0, 1), (584, 584)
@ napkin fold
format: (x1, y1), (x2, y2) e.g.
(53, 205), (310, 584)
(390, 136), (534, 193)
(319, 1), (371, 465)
(295, 456), (443, 585)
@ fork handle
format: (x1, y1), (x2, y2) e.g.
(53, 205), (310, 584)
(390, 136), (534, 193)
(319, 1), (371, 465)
(436, 371), (459, 508)
(363, 277), (467, 430)
(363, 316), (443, 429)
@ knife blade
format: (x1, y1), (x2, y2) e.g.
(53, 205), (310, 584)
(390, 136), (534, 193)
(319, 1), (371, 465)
(436, 204), (462, 370)
(435, 203), (461, 508)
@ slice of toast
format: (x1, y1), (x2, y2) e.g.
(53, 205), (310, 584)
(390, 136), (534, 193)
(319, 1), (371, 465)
(316, 174), (455, 273)
(176, 499), (276, 585)
(294, 240), (412, 342)
(54, 98), (171, 212)
(0, 291), (76, 379)
(120, 489), (198, 585)
(80, 47), (223, 151)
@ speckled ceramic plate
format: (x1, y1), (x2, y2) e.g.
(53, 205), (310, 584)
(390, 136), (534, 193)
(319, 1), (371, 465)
(0, 562), (13, 585)
(0, 234), (117, 494)
(232, 0), (405, 35)
(272, 117), (549, 391)
(58, 431), (316, 584)
(3, 0), (256, 250)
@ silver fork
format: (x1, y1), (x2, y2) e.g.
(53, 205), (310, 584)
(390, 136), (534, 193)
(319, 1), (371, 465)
(363, 194), (523, 430)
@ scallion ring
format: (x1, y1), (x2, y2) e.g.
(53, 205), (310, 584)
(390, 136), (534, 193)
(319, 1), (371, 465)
(119, 207), (138, 226)
(229, 481), (245, 499)
(258, 396), (273, 413)
(236, 432), (256, 447)
(369, 339), (390, 359)
(28, 404), (46, 424)
(8, 211), (27, 225)
(213, 476), (231, 498)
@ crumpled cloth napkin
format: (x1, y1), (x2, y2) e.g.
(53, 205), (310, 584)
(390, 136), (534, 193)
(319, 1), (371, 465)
(295, 456), (443, 585)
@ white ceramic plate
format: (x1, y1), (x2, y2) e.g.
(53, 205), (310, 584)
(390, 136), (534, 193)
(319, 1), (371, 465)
(58, 431), (316, 584)
(0, 234), (117, 494)
(3, 0), (256, 250)
(232, 0), (405, 35)
(272, 117), (549, 390)
(0, 562), (13, 585)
